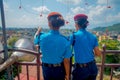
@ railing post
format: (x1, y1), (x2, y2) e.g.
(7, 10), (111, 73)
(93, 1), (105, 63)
(100, 44), (106, 80)
(37, 54), (40, 80)
(110, 67), (113, 80)
(26, 65), (29, 80)
(16, 64), (20, 80)
(0, 0), (13, 80)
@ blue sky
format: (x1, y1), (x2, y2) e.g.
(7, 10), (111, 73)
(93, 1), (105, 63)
(0, 0), (120, 29)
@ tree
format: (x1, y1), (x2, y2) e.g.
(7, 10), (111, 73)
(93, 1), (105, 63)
(99, 39), (120, 50)
(7, 36), (18, 48)
(0, 36), (19, 79)
(99, 39), (120, 75)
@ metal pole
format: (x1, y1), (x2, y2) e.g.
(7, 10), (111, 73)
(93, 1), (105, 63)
(0, 0), (12, 80)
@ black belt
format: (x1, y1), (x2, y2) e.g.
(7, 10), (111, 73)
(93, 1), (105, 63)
(75, 60), (95, 68)
(42, 62), (63, 67)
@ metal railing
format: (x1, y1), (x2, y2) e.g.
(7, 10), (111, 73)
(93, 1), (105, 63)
(0, 48), (120, 80)
(0, 48), (41, 80)
(98, 46), (120, 80)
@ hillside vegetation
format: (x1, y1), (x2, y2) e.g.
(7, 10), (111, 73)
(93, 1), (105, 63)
(93, 23), (120, 32)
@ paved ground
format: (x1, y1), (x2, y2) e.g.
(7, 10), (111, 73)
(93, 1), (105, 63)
(15, 65), (43, 80)
(14, 66), (119, 80)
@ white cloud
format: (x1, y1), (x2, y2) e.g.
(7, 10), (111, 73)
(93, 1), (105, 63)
(32, 6), (50, 13)
(110, 1), (120, 8)
(67, 4), (120, 28)
(65, 13), (74, 22)
(98, 0), (120, 8)
(71, 7), (86, 14)
(3, 2), (9, 11)
(6, 14), (48, 28)
(69, 5), (107, 25)
(88, 6), (107, 19)
(2, 3), (51, 27)
(88, 5), (111, 27)
(57, 0), (81, 5)
(19, 15), (36, 25)
(97, 0), (106, 4)
(106, 12), (120, 23)
(63, 5), (107, 28)
(1, 2), (12, 27)
(87, 5), (120, 28)
(2, 0), (120, 29)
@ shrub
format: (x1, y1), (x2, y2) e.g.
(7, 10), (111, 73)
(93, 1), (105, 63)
(99, 39), (120, 75)
(0, 64), (21, 80)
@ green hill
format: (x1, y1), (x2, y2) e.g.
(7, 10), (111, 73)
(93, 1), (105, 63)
(92, 23), (120, 32)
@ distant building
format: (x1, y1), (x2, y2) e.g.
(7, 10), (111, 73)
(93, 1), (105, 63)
(117, 35), (120, 41)
(110, 34), (118, 40)
(0, 32), (3, 42)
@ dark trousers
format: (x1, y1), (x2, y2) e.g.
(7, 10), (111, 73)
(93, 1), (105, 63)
(72, 62), (98, 80)
(42, 65), (65, 80)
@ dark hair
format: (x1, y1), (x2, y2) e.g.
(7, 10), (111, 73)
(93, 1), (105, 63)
(75, 18), (89, 29)
(48, 15), (65, 27)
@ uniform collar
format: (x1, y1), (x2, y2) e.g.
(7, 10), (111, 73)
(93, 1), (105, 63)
(49, 30), (60, 34)
(78, 28), (86, 32)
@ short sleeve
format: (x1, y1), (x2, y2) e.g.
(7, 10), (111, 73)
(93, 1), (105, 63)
(63, 42), (72, 58)
(93, 36), (98, 48)
(34, 32), (43, 45)
(69, 34), (74, 45)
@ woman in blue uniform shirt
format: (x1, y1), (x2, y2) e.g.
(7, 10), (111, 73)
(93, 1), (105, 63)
(34, 12), (72, 80)
(70, 14), (101, 80)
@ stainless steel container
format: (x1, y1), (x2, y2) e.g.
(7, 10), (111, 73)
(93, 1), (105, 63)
(0, 42), (4, 64)
(12, 38), (35, 61)
(0, 38), (36, 72)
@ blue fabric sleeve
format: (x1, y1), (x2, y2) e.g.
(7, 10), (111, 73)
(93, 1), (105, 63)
(34, 32), (43, 45)
(94, 36), (98, 48)
(64, 42), (72, 58)
(69, 34), (74, 45)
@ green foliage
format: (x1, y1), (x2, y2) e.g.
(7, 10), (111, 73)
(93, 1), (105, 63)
(99, 40), (120, 50)
(92, 27), (106, 31)
(93, 23), (120, 32)
(104, 54), (120, 75)
(0, 37), (20, 79)
(99, 39), (120, 75)
(7, 36), (18, 48)
(0, 65), (21, 80)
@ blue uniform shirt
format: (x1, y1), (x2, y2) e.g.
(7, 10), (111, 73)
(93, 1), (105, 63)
(70, 29), (98, 63)
(34, 30), (72, 64)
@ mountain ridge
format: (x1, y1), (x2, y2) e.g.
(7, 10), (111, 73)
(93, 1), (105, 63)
(92, 23), (120, 32)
